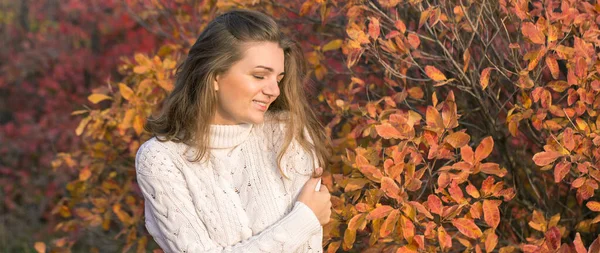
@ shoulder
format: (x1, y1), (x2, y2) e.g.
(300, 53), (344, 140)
(260, 110), (291, 135)
(135, 137), (186, 179)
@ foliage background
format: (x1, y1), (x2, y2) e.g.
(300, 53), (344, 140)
(2, 0), (600, 252)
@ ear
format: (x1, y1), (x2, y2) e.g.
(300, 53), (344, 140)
(213, 74), (220, 91)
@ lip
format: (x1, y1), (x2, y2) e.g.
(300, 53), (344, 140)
(252, 99), (269, 111)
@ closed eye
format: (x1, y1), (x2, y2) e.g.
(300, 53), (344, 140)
(253, 75), (265, 80)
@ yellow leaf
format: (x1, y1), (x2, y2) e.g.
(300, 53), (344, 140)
(322, 39), (343, 52)
(75, 117), (91, 136)
(133, 115), (145, 135)
(34, 242), (46, 253)
(119, 83), (134, 101)
(162, 58), (176, 69)
(71, 110), (88, 116)
(88, 94), (111, 104)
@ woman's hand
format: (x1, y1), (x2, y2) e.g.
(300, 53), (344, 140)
(297, 167), (332, 225)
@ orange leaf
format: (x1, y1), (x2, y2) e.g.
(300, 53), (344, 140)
(449, 182), (465, 203)
(483, 200), (501, 229)
(485, 231), (498, 253)
(587, 201), (600, 212)
(407, 33), (421, 48)
(381, 177), (401, 200)
(466, 183), (480, 198)
(375, 123), (404, 139)
(445, 132), (470, 148)
(401, 215), (416, 241)
(428, 194), (443, 215)
(34, 242), (46, 253)
(79, 167), (92, 181)
(480, 67), (493, 90)
(546, 54), (559, 79)
(425, 65), (447, 81)
(461, 145), (474, 164)
(547, 80), (570, 92)
(380, 209), (399, 237)
(470, 202), (483, 219)
(438, 226), (453, 250)
(563, 128), (575, 151)
(133, 115), (145, 135)
(475, 136), (494, 162)
(522, 22), (545, 44)
(367, 205), (394, 220)
(479, 163), (507, 177)
(347, 213), (366, 231)
(532, 151), (562, 166)
(409, 201), (433, 219)
(133, 65), (149, 74)
(426, 106), (444, 130)
(452, 218), (483, 239)
(553, 160), (571, 183)
(343, 229), (356, 250)
(395, 20), (406, 33)
(368, 17), (380, 39)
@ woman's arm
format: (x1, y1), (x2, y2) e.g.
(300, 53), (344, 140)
(136, 141), (321, 253)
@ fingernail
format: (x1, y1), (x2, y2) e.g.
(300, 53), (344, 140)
(315, 167), (323, 174)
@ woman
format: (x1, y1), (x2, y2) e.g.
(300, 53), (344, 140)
(135, 9), (331, 253)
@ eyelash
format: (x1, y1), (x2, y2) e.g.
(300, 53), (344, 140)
(253, 75), (283, 84)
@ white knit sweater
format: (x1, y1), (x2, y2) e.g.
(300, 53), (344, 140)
(135, 113), (323, 252)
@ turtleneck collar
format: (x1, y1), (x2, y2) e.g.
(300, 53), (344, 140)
(209, 123), (253, 149)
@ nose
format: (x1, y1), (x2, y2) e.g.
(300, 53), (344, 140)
(263, 78), (280, 99)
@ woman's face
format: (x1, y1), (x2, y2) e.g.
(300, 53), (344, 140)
(212, 41), (285, 125)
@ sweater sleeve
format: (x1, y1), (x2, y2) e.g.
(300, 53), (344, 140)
(135, 140), (322, 253)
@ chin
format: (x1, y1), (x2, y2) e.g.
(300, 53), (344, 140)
(245, 113), (265, 125)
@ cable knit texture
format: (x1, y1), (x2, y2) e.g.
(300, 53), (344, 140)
(135, 112), (323, 252)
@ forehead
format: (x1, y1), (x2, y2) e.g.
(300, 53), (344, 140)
(236, 41), (285, 71)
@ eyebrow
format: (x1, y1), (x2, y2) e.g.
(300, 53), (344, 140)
(255, 65), (285, 75)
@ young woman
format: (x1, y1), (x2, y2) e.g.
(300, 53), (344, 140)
(135, 9), (331, 253)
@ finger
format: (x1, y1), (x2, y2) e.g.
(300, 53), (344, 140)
(303, 176), (321, 189)
(319, 184), (329, 193)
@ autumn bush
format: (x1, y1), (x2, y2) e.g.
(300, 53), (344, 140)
(0, 0), (159, 251)
(24, 0), (600, 252)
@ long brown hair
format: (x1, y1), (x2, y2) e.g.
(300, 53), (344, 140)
(145, 9), (329, 175)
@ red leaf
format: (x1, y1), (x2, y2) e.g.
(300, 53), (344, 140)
(452, 218), (483, 239)
(554, 160), (571, 183)
(532, 151), (562, 166)
(368, 17), (380, 39)
(573, 233), (586, 253)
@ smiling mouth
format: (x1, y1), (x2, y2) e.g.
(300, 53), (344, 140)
(252, 100), (268, 106)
